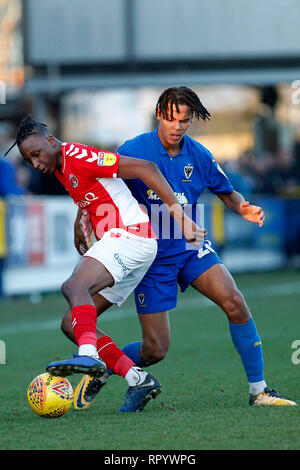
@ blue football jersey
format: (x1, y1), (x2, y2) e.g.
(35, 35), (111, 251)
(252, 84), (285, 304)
(118, 128), (233, 260)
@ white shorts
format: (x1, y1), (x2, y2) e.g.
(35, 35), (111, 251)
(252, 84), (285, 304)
(83, 228), (157, 306)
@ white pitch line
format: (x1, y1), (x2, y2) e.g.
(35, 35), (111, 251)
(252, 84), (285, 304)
(1, 280), (300, 337)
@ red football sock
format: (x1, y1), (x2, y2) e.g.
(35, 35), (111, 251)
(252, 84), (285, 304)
(97, 336), (134, 377)
(71, 304), (97, 347)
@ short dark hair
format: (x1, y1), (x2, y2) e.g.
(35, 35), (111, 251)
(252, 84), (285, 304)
(155, 86), (211, 122)
(4, 115), (49, 156)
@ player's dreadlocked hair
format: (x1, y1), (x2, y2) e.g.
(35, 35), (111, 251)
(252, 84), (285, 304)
(155, 86), (211, 122)
(4, 115), (48, 156)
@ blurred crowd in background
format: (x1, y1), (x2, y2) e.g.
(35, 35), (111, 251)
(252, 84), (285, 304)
(222, 146), (300, 197)
(1, 123), (300, 200)
(1, 0), (300, 200)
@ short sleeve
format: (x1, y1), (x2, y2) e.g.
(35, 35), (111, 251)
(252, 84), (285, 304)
(202, 148), (233, 194)
(64, 143), (120, 179)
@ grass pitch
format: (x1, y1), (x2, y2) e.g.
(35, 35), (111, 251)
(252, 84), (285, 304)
(0, 269), (299, 450)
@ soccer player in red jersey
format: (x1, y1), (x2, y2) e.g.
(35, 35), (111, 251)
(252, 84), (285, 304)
(7, 115), (206, 411)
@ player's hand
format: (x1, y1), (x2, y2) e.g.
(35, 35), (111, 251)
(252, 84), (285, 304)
(239, 201), (265, 227)
(74, 209), (93, 255)
(183, 215), (207, 246)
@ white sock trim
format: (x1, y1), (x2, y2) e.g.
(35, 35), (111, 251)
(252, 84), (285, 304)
(125, 366), (147, 387)
(78, 344), (98, 358)
(97, 342), (114, 355)
(249, 380), (267, 396)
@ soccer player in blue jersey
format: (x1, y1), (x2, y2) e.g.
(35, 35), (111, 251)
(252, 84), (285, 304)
(64, 86), (296, 409)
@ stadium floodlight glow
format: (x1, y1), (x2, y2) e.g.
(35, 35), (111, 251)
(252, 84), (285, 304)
(0, 81), (6, 104)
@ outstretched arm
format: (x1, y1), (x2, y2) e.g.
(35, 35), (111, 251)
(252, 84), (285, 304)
(217, 190), (265, 227)
(118, 155), (207, 245)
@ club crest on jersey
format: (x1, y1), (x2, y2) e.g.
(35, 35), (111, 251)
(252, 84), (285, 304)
(69, 174), (78, 188)
(184, 164), (193, 180)
(138, 293), (145, 305)
(97, 152), (117, 167)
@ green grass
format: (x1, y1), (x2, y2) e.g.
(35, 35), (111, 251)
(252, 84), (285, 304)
(0, 269), (300, 450)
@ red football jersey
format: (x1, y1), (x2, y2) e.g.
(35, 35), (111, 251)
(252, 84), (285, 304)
(55, 142), (156, 239)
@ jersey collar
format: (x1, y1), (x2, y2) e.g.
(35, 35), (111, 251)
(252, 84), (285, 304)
(153, 128), (188, 156)
(57, 143), (67, 174)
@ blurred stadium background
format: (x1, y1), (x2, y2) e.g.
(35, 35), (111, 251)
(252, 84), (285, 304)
(0, 0), (300, 298)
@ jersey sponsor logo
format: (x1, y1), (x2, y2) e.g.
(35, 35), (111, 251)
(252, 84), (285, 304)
(184, 163), (193, 180)
(69, 174), (78, 188)
(85, 192), (99, 202)
(77, 192), (99, 209)
(147, 189), (188, 206)
(175, 192), (188, 206)
(98, 152), (117, 167)
(147, 189), (160, 201)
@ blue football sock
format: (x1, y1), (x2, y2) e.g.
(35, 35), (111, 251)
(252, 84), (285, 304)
(106, 341), (147, 376)
(122, 341), (149, 368)
(229, 317), (264, 383)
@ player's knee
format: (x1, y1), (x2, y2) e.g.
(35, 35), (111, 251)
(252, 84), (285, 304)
(222, 289), (249, 322)
(61, 278), (80, 302)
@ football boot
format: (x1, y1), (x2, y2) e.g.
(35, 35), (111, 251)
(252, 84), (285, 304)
(46, 354), (106, 378)
(118, 372), (161, 412)
(249, 387), (296, 406)
(73, 374), (107, 410)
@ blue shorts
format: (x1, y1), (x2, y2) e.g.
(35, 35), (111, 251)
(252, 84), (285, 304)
(134, 240), (222, 314)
